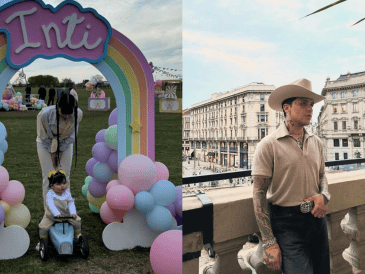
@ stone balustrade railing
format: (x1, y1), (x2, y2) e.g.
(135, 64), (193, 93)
(183, 169), (365, 274)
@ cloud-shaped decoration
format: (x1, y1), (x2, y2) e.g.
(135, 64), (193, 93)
(0, 222), (30, 259)
(0, 0), (112, 69)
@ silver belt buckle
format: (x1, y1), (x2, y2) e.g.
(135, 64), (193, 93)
(300, 201), (313, 213)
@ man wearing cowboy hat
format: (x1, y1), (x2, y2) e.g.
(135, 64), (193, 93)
(252, 78), (331, 273)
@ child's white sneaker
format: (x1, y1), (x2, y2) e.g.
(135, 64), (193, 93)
(35, 242), (40, 251)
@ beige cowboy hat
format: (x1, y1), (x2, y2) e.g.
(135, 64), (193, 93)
(268, 78), (325, 112)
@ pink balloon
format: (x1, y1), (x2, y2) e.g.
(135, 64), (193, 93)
(106, 180), (120, 193)
(88, 178), (107, 198)
(118, 154), (156, 195)
(107, 151), (119, 173)
(100, 202), (124, 224)
(155, 162), (169, 182)
(92, 142), (112, 163)
(0, 166), (9, 192)
(106, 185), (135, 212)
(2, 180), (25, 205)
(150, 230), (182, 274)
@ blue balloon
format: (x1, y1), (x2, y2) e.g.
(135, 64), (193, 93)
(0, 204), (4, 224)
(135, 191), (156, 213)
(3, 103), (8, 111)
(146, 205), (173, 233)
(0, 139), (8, 154)
(0, 122), (6, 140)
(93, 162), (113, 183)
(0, 150), (4, 166)
(150, 180), (177, 206)
(81, 184), (89, 196)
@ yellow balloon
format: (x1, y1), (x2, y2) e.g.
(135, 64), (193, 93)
(4, 203), (31, 229)
(0, 200), (11, 214)
(87, 192), (106, 207)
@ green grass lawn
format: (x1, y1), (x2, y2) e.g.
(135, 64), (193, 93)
(0, 86), (181, 273)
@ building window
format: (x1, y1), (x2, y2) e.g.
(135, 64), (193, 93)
(355, 120), (358, 129)
(260, 104), (265, 112)
(341, 92), (345, 98)
(354, 90), (358, 97)
(334, 121), (338, 131)
(230, 118), (232, 124)
(260, 94), (264, 100)
(344, 153), (348, 160)
(341, 104), (346, 112)
(333, 106), (337, 113)
(242, 129), (245, 136)
(333, 93), (337, 99)
(343, 139), (348, 147)
(230, 130), (232, 138)
(243, 105), (245, 112)
(258, 128), (266, 139)
(334, 139), (339, 147)
(335, 153), (339, 160)
(354, 139), (361, 147)
(353, 103), (358, 112)
(342, 121), (346, 130)
(261, 115), (265, 122)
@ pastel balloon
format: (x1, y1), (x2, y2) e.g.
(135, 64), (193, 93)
(106, 185), (135, 212)
(135, 191), (156, 213)
(166, 203), (176, 217)
(0, 166), (9, 192)
(108, 108), (118, 126)
(175, 199), (182, 217)
(107, 151), (119, 173)
(84, 176), (92, 185)
(150, 230), (182, 274)
(150, 180), (177, 207)
(174, 185), (182, 203)
(100, 201), (124, 224)
(87, 192), (106, 207)
(93, 162), (114, 183)
(104, 125), (118, 150)
(0, 150), (4, 166)
(88, 178), (107, 198)
(92, 142), (112, 163)
(0, 204), (4, 224)
(95, 129), (107, 143)
(4, 203), (31, 229)
(2, 180), (25, 206)
(81, 184), (88, 196)
(118, 154), (156, 195)
(0, 200), (11, 214)
(146, 205), (173, 233)
(106, 179), (120, 193)
(89, 203), (100, 213)
(0, 139), (8, 154)
(85, 158), (98, 177)
(175, 213), (182, 226)
(155, 162), (169, 182)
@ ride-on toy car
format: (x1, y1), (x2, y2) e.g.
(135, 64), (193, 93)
(39, 216), (89, 261)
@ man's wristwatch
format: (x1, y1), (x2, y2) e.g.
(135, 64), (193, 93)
(262, 238), (277, 250)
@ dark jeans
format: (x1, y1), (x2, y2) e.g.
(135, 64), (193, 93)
(269, 203), (330, 274)
(47, 96), (54, 105)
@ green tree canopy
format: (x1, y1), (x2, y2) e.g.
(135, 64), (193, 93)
(28, 75), (59, 87)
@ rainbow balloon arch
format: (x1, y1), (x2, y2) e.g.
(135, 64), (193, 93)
(0, 0), (182, 272)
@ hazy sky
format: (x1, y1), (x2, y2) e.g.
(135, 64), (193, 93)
(183, 0), (365, 123)
(0, 0), (182, 84)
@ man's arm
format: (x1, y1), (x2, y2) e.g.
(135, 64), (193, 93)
(319, 173), (330, 205)
(253, 176), (274, 243)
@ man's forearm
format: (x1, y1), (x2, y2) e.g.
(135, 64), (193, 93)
(319, 173), (331, 204)
(253, 176), (275, 243)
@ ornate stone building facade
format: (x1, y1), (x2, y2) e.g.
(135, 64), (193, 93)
(187, 82), (284, 169)
(318, 71), (365, 161)
(182, 108), (191, 156)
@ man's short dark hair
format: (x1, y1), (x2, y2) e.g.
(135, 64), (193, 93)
(282, 97), (297, 118)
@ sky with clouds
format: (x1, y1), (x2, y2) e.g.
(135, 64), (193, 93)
(0, 0), (182, 84)
(183, 0), (365, 123)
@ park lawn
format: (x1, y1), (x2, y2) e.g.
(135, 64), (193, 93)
(0, 86), (182, 273)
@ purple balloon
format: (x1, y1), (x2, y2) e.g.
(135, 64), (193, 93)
(108, 108), (118, 126)
(92, 142), (113, 163)
(175, 199), (182, 217)
(88, 178), (107, 198)
(86, 158), (98, 177)
(95, 129), (107, 143)
(0, 205), (4, 224)
(175, 213), (182, 226)
(107, 151), (119, 173)
(173, 185), (182, 204)
(166, 203), (176, 217)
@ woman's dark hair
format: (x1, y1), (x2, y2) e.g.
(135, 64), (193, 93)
(56, 93), (78, 167)
(282, 97), (297, 118)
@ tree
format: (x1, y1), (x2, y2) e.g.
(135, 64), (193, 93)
(303, 0), (365, 26)
(91, 74), (104, 82)
(60, 78), (75, 87)
(28, 75), (59, 87)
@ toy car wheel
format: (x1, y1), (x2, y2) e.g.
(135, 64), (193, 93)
(78, 236), (89, 259)
(39, 239), (49, 261)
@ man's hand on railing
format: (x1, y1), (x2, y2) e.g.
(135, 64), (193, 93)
(263, 243), (282, 271)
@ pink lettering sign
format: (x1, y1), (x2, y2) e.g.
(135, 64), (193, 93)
(0, 0), (112, 69)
